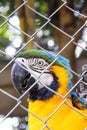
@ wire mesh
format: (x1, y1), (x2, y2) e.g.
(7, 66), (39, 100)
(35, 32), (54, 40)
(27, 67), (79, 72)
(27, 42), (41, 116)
(0, 0), (87, 129)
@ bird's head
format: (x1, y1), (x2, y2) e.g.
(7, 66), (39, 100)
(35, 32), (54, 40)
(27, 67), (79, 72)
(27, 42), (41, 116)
(11, 50), (72, 101)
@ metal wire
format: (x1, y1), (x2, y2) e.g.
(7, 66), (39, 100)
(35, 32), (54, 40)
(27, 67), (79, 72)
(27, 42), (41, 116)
(0, 0), (87, 129)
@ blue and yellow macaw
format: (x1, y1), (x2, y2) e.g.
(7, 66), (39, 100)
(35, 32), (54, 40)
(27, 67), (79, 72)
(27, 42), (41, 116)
(11, 49), (87, 130)
(71, 64), (87, 110)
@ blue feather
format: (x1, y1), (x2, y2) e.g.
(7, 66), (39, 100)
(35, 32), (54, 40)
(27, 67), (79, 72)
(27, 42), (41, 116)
(70, 92), (87, 109)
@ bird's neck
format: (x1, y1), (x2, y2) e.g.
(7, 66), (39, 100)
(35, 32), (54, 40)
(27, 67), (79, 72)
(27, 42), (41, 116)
(50, 65), (70, 96)
(28, 94), (71, 130)
(28, 65), (71, 130)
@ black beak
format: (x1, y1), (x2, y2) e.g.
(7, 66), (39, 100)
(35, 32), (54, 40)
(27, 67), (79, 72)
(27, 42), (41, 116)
(11, 63), (30, 94)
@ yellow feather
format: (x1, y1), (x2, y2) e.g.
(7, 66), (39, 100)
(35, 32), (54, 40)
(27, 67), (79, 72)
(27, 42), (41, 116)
(50, 65), (70, 96)
(28, 66), (87, 130)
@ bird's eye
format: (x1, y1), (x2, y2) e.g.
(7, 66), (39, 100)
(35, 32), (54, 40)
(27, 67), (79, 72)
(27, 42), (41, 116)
(38, 61), (42, 65)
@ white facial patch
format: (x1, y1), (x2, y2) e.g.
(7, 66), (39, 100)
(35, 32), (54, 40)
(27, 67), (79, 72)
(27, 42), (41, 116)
(15, 57), (53, 90)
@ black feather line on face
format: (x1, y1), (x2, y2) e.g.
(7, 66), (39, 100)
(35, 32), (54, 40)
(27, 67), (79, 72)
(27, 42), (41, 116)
(29, 74), (59, 101)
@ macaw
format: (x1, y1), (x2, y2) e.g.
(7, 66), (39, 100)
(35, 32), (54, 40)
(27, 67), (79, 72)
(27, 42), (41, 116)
(71, 64), (87, 110)
(11, 49), (87, 130)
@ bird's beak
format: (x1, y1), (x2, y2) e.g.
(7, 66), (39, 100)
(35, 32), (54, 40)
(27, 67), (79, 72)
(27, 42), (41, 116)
(11, 63), (30, 94)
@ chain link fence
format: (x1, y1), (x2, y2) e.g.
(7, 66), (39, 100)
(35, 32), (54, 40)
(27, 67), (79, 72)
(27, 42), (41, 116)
(0, 0), (87, 129)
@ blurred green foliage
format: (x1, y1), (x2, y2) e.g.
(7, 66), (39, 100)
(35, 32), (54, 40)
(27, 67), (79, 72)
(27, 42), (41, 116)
(0, 0), (15, 50)
(35, 0), (49, 28)
(0, 0), (85, 50)
(0, 0), (15, 14)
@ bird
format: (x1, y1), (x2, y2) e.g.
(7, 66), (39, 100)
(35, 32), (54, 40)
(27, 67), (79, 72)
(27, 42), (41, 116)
(71, 64), (87, 110)
(11, 49), (87, 130)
